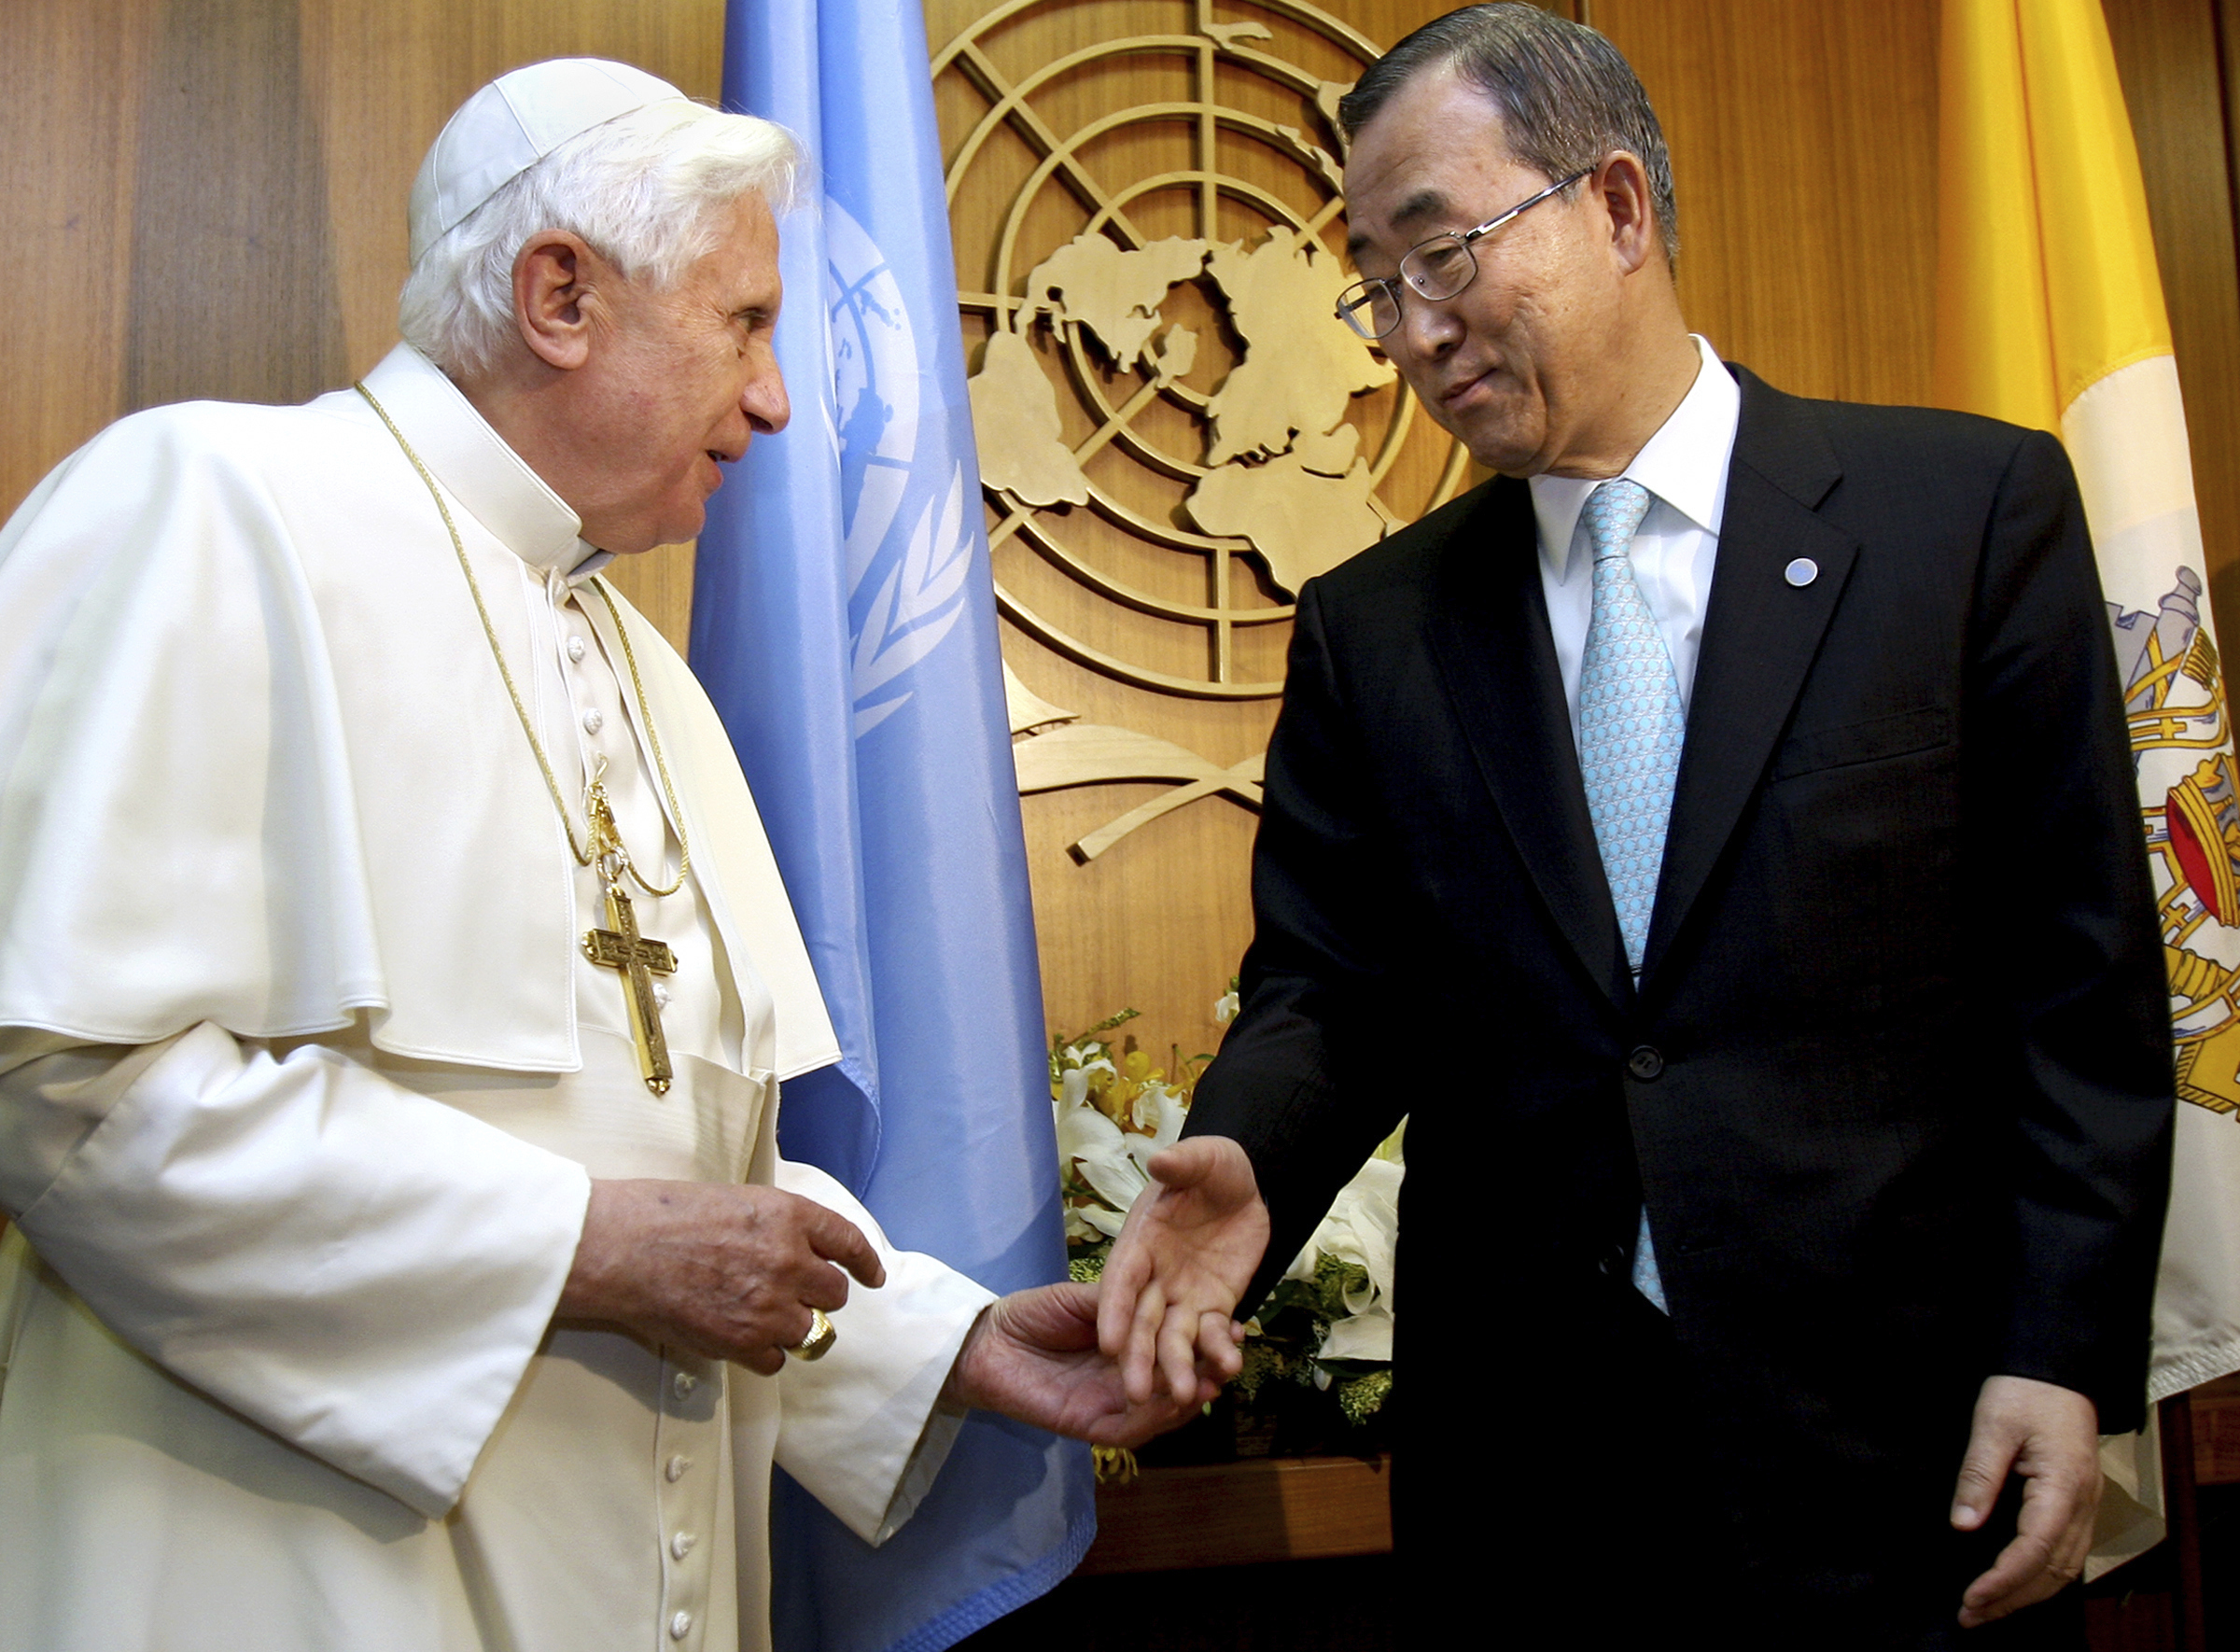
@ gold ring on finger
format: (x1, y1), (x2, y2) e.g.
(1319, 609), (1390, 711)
(788, 1308), (836, 1362)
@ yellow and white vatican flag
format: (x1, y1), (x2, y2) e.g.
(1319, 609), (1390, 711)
(1936, 0), (2240, 1575)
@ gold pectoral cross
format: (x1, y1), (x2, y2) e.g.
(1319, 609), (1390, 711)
(578, 777), (681, 1094)
(584, 878), (679, 1094)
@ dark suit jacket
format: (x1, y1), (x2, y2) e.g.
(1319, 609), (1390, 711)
(1186, 366), (2174, 1589)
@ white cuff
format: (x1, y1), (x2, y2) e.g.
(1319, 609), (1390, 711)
(768, 1156), (996, 1544)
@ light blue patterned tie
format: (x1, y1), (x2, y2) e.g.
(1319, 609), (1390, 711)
(1574, 478), (1680, 1313)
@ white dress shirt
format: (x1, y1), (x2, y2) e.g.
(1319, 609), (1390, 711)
(1529, 334), (1742, 751)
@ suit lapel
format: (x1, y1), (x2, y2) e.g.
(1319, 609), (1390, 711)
(1642, 370), (1858, 982)
(1426, 480), (1632, 1006)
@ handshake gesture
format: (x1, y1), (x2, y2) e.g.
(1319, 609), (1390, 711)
(559, 1153), (1270, 1448)
(1095, 1137), (1271, 1407)
(952, 1135), (1273, 1438)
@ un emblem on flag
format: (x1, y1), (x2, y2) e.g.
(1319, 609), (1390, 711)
(823, 199), (985, 737)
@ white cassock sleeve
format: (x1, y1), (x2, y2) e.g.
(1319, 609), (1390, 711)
(768, 1155), (997, 1545)
(0, 1023), (591, 1518)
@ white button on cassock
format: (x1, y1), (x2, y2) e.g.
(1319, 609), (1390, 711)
(582, 708), (604, 735)
(567, 635), (587, 663)
(671, 1531), (696, 1560)
(670, 1610), (693, 1640)
(671, 1370), (697, 1399)
(666, 1453), (691, 1481)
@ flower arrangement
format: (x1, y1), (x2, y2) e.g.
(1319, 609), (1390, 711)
(1052, 996), (1402, 1464)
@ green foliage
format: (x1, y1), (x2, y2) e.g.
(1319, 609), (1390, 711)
(1312, 1253), (1371, 1320)
(1335, 1367), (1393, 1427)
(1233, 1338), (1294, 1403)
(1048, 1007), (1140, 1088)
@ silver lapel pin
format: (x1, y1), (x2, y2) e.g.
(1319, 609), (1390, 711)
(1785, 557), (1819, 588)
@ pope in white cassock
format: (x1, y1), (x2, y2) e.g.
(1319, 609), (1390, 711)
(0, 59), (1214, 1652)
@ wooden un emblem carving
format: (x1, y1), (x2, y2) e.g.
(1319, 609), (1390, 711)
(937, 0), (1470, 861)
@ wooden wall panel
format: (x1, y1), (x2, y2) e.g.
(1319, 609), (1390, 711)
(125, 0), (347, 412)
(1589, 0), (1942, 408)
(4, 0), (156, 519)
(0, 0), (721, 651)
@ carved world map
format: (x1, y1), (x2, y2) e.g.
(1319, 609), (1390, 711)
(970, 227), (1393, 598)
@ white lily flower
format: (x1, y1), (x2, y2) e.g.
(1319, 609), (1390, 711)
(1063, 1204), (1105, 1241)
(1280, 1153), (1405, 1315)
(1076, 1204), (1129, 1239)
(1214, 990), (1239, 1025)
(1054, 1078), (1111, 1152)
(1314, 1157), (1402, 1310)
(1056, 1065), (1089, 1113)
(1318, 1303), (1393, 1363)
(1116, 1135), (1163, 1188)
(1129, 1082), (1187, 1145)
(1057, 1098), (1151, 1213)
(1052, 1067), (1086, 1152)
(1060, 1044), (1117, 1076)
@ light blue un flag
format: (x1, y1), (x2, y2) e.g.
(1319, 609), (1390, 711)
(691, 3), (1096, 1649)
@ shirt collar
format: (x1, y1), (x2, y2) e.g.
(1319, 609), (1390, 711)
(1526, 334), (1741, 581)
(357, 343), (604, 578)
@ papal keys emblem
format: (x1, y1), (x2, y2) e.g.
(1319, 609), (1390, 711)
(2117, 567), (2240, 1114)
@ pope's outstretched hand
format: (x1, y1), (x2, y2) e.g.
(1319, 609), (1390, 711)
(944, 1283), (1225, 1446)
(1097, 1135), (1270, 1405)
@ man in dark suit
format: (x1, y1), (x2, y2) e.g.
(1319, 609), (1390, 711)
(1099, 7), (2174, 1645)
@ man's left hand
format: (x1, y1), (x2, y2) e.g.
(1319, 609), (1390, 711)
(942, 1282), (1228, 1447)
(1950, 1375), (2103, 1628)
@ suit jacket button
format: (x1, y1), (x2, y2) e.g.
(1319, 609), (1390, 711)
(1627, 1045), (1664, 1080)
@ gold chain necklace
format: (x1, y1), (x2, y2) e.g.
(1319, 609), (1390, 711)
(355, 382), (690, 900)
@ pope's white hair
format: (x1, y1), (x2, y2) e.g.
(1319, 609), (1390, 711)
(399, 100), (800, 378)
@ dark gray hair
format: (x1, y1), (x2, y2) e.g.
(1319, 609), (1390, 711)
(1338, 4), (1678, 261)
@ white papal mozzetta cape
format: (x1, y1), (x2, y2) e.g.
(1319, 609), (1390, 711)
(0, 345), (995, 1652)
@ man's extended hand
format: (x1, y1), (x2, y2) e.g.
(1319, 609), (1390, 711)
(943, 1282), (1224, 1446)
(558, 1178), (886, 1375)
(1097, 1135), (1269, 1406)
(1950, 1375), (2103, 1628)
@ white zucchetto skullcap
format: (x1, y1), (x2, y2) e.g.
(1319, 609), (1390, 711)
(409, 58), (690, 266)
